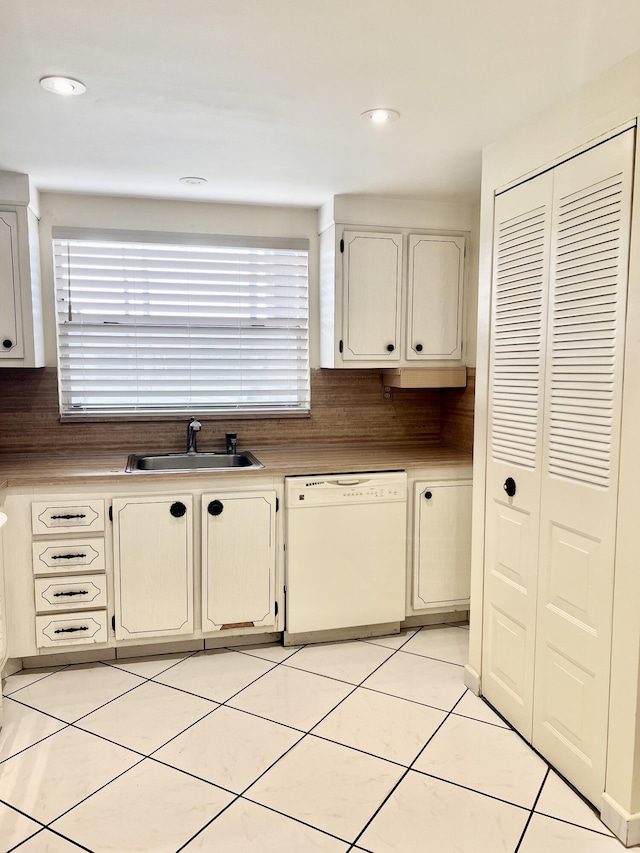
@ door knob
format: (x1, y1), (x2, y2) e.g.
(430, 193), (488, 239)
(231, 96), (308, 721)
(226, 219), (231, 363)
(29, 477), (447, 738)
(170, 501), (187, 518)
(2, 339), (13, 349)
(503, 478), (516, 498)
(424, 491), (432, 500)
(386, 344), (395, 352)
(208, 500), (224, 516)
(415, 343), (423, 352)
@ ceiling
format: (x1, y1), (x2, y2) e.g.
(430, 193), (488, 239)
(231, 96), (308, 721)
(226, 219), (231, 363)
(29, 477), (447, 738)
(1, 0), (640, 208)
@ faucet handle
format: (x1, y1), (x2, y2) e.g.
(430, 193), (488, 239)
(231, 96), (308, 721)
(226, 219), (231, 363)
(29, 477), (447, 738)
(189, 417), (202, 431)
(225, 432), (237, 454)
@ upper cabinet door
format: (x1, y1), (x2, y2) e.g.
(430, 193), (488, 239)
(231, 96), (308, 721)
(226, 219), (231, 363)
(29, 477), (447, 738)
(0, 211), (24, 359)
(342, 231), (403, 361)
(406, 235), (465, 360)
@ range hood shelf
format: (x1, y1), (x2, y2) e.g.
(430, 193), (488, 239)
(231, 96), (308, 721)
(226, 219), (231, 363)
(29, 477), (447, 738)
(381, 367), (467, 389)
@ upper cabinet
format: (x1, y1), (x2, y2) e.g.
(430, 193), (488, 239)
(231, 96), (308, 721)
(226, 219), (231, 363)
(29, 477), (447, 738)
(0, 171), (44, 368)
(319, 198), (467, 370)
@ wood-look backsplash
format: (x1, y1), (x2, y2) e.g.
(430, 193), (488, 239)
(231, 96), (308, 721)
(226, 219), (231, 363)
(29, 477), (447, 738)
(441, 368), (475, 453)
(0, 367), (473, 456)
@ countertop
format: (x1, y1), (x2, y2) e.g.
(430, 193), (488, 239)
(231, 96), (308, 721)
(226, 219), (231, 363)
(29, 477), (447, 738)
(0, 443), (472, 489)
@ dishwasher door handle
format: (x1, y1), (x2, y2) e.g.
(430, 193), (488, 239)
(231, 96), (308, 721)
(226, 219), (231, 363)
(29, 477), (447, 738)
(335, 479), (365, 486)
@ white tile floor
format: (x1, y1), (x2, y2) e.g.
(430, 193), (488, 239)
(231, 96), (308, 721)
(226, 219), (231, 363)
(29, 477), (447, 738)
(0, 625), (626, 852)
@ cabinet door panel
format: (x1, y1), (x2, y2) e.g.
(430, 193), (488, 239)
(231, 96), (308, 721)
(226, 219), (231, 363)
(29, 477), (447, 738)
(202, 491), (276, 631)
(113, 495), (193, 640)
(413, 482), (472, 609)
(0, 211), (23, 358)
(406, 235), (464, 360)
(342, 231), (402, 360)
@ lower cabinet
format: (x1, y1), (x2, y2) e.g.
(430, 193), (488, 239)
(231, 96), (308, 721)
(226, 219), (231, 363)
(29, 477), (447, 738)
(112, 494), (194, 640)
(8, 471), (473, 658)
(412, 480), (473, 612)
(202, 490), (277, 632)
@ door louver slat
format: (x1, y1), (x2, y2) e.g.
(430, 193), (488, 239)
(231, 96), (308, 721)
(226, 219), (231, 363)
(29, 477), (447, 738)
(548, 174), (624, 487)
(490, 205), (547, 468)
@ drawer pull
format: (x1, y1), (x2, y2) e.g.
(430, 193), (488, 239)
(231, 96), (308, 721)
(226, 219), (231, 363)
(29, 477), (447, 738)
(53, 590), (89, 598)
(50, 513), (87, 520)
(54, 626), (89, 634)
(51, 553), (87, 561)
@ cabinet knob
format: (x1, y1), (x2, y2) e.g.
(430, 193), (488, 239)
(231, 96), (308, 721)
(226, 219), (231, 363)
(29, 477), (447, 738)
(2, 339), (13, 349)
(208, 500), (224, 516)
(424, 490), (433, 500)
(503, 478), (516, 498)
(170, 501), (187, 518)
(415, 343), (423, 352)
(386, 344), (395, 353)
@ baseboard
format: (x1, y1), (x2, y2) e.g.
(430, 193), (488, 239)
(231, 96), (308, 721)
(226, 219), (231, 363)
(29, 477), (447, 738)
(284, 622), (401, 647)
(22, 648), (116, 668)
(204, 631), (281, 650)
(464, 663), (481, 695)
(402, 611), (469, 628)
(2, 658), (22, 679)
(116, 639), (203, 659)
(601, 793), (640, 847)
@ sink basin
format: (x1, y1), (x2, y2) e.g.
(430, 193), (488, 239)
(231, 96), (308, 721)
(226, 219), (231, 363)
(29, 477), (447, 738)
(126, 451), (264, 473)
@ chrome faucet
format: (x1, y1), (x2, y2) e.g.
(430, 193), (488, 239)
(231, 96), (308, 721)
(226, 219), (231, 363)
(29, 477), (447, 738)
(186, 417), (202, 453)
(225, 432), (237, 454)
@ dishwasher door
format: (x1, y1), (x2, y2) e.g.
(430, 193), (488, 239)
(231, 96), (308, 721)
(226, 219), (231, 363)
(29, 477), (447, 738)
(285, 472), (407, 635)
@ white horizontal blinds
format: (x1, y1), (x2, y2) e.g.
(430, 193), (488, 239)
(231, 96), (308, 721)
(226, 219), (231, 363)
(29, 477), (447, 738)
(548, 135), (633, 487)
(489, 179), (550, 468)
(53, 237), (309, 415)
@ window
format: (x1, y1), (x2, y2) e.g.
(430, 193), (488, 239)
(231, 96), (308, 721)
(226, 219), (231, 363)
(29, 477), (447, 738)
(52, 231), (310, 416)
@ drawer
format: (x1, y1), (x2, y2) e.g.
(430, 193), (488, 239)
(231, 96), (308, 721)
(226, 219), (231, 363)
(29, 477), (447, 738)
(35, 611), (108, 648)
(32, 538), (106, 575)
(32, 500), (105, 535)
(34, 574), (107, 613)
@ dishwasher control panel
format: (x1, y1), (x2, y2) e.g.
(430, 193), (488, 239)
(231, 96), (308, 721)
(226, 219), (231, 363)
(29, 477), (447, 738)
(285, 472), (407, 507)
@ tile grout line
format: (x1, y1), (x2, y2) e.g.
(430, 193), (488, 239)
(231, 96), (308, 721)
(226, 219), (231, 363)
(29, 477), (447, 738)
(0, 629), (432, 838)
(513, 765), (550, 853)
(171, 629), (432, 851)
(394, 647), (467, 668)
(2, 663), (74, 697)
(42, 754), (148, 829)
(9, 825), (95, 853)
(349, 686), (469, 849)
(7, 629), (607, 849)
(144, 647), (309, 755)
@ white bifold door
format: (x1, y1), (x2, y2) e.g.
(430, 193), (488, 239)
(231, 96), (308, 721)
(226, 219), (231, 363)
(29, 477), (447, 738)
(483, 129), (634, 805)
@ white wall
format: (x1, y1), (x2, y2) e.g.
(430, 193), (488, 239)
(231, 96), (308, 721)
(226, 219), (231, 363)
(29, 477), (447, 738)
(37, 193), (320, 366)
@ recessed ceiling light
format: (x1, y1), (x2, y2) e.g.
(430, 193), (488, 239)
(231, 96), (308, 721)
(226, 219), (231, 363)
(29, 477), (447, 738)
(361, 108), (400, 124)
(40, 76), (86, 96)
(179, 176), (208, 186)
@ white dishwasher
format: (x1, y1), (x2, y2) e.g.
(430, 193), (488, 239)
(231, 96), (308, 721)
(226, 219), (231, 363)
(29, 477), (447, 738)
(284, 472), (407, 637)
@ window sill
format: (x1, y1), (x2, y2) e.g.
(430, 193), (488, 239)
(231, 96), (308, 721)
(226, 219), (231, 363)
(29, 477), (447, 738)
(59, 410), (311, 424)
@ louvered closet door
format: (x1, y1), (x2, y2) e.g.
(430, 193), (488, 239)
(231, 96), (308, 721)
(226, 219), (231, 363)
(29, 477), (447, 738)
(533, 130), (635, 805)
(482, 172), (552, 735)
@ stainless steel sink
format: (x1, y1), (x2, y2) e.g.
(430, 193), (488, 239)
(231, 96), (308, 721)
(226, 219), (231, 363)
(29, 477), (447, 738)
(126, 450), (264, 473)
